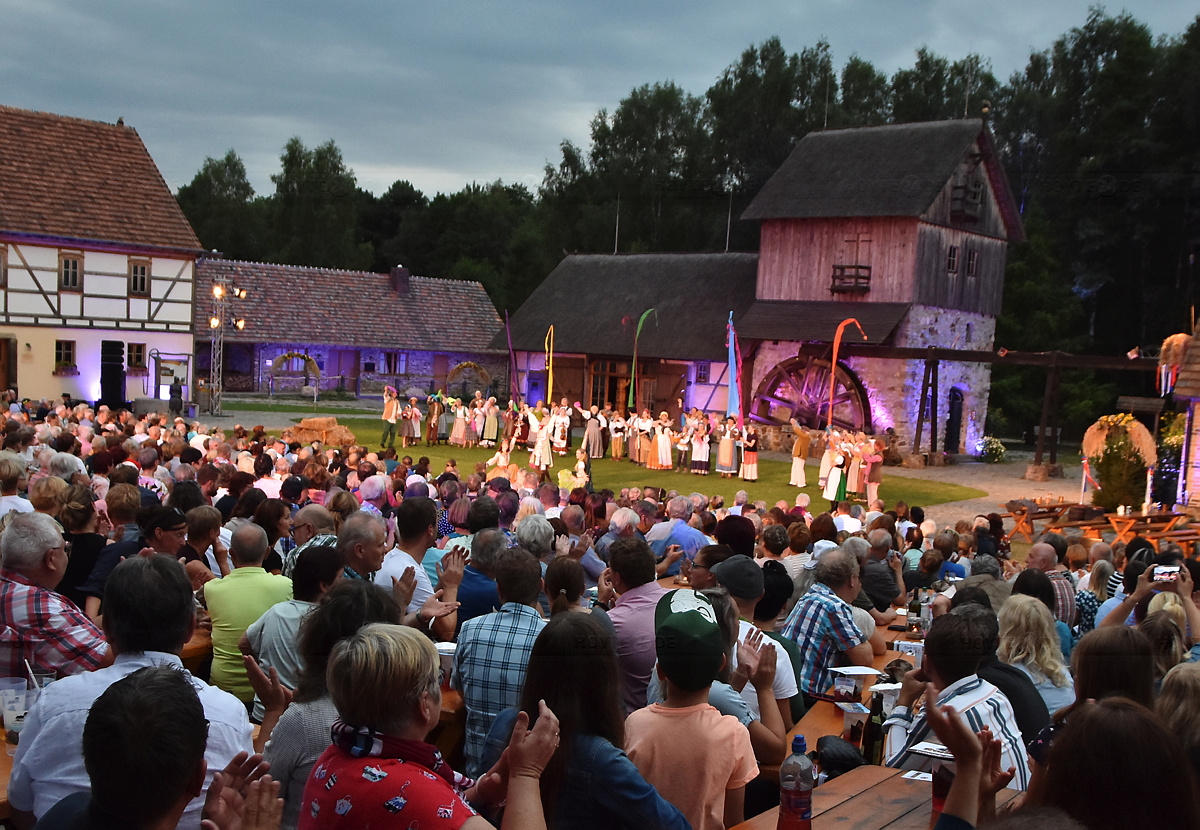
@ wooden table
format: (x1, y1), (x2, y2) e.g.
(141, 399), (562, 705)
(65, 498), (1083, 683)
(432, 688), (467, 768)
(731, 764), (1018, 830)
(1106, 511), (1183, 546)
(1004, 501), (1076, 543)
(181, 627), (213, 674)
(0, 743), (10, 819)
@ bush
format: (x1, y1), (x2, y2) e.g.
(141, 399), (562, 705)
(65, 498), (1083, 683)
(975, 435), (1006, 463)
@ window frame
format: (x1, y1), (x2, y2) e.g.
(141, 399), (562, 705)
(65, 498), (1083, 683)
(128, 258), (150, 297)
(383, 352), (406, 374)
(58, 252), (83, 292)
(695, 361), (710, 384)
(946, 245), (959, 274)
(127, 342), (147, 369)
(966, 249), (979, 279)
(55, 339), (77, 367)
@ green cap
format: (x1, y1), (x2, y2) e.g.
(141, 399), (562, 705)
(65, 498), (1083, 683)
(654, 590), (725, 692)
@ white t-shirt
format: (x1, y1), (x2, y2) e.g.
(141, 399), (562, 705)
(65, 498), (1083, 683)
(0, 495), (34, 517)
(730, 618), (798, 719)
(834, 515), (863, 533)
(254, 478), (283, 499)
(377, 548), (433, 614)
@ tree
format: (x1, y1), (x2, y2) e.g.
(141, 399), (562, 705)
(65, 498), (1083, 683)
(837, 55), (890, 126)
(175, 150), (269, 260)
(271, 137), (372, 270)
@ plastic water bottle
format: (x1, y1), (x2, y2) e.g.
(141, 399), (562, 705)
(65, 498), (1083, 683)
(777, 735), (814, 830)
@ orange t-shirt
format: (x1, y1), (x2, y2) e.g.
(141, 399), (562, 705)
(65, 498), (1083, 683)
(624, 702), (758, 830)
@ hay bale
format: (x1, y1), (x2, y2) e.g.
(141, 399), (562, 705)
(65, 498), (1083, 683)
(299, 417), (339, 432)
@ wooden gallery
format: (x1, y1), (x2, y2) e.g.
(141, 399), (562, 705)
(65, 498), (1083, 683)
(502, 119), (1024, 456)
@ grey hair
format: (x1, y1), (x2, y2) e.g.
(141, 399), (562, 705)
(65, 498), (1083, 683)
(734, 490), (749, 505)
(335, 512), (385, 564)
(470, 528), (508, 572)
(971, 553), (1002, 579)
(358, 474), (388, 502)
(229, 523), (269, 566)
(867, 529), (892, 552)
(610, 507), (639, 531)
(841, 535), (871, 563)
(667, 496), (692, 520)
(48, 452), (86, 480)
(1, 512), (65, 570)
(515, 515), (554, 559)
(814, 548), (859, 589)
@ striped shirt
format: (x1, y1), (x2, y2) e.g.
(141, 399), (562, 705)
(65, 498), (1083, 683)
(1046, 571), (1077, 627)
(452, 602), (546, 778)
(883, 674), (1031, 790)
(780, 582), (866, 696)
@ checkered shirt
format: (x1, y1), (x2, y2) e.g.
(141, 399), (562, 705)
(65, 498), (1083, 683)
(452, 602), (546, 777)
(780, 582), (866, 696)
(280, 534), (337, 579)
(1047, 571), (1077, 627)
(0, 568), (108, 679)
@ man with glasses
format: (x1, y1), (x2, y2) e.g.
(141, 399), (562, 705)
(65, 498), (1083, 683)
(0, 512), (110, 680)
(280, 504), (337, 578)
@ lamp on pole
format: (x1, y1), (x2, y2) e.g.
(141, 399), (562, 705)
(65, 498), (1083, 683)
(207, 278), (247, 416)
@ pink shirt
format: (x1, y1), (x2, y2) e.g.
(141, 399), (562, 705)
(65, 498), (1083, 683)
(607, 580), (668, 714)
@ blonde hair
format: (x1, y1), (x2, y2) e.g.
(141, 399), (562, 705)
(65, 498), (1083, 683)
(325, 490), (360, 531)
(513, 496), (544, 528)
(1158, 662), (1200, 752)
(327, 623), (439, 734)
(1089, 560), (1114, 602)
(1147, 592), (1186, 630)
(998, 594), (1071, 687)
(29, 476), (68, 515)
(1065, 543), (1088, 573)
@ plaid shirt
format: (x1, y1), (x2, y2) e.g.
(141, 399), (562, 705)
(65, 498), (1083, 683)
(452, 602), (545, 778)
(0, 568), (108, 679)
(281, 534), (337, 579)
(1047, 570), (1077, 627)
(780, 582), (866, 696)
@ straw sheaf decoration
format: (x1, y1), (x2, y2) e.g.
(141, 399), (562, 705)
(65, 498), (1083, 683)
(1159, 333), (1191, 368)
(269, 352), (322, 381)
(1082, 413), (1157, 467)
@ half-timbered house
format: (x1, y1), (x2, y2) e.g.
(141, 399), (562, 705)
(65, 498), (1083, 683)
(0, 105), (202, 403)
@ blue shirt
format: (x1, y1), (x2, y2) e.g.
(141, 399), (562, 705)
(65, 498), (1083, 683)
(481, 708), (690, 830)
(454, 564), (500, 635)
(452, 602), (545, 777)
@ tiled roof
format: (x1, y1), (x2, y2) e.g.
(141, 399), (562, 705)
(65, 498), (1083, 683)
(493, 253), (759, 362)
(195, 259), (504, 352)
(0, 105), (201, 251)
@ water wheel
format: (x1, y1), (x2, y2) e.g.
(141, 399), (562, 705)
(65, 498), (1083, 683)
(748, 355), (871, 431)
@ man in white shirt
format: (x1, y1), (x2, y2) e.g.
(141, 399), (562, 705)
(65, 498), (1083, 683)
(0, 458), (32, 517)
(9, 556), (253, 828)
(711, 555), (799, 728)
(833, 501), (863, 533)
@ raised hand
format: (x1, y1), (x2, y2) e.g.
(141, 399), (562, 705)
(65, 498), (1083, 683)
(242, 655), (293, 714)
(436, 547), (466, 591)
(391, 566), (417, 611)
(507, 700), (561, 780)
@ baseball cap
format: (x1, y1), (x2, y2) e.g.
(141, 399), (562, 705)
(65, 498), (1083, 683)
(654, 590), (725, 692)
(710, 554), (765, 600)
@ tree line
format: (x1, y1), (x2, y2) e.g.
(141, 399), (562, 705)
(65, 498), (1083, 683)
(176, 9), (1200, 437)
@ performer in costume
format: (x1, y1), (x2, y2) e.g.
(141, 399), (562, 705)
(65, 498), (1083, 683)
(647, 412), (674, 470)
(527, 407), (554, 482)
(788, 418), (812, 487)
(690, 418), (711, 475)
(635, 410), (654, 466)
(864, 438), (884, 506)
(739, 424), (759, 481)
(448, 399), (468, 447)
(425, 393), (444, 447)
(574, 403), (607, 459)
(380, 387), (400, 449)
(818, 429), (838, 489)
(715, 417), (739, 477)
(600, 403), (614, 456)
(608, 411), (627, 461)
(481, 397), (500, 448)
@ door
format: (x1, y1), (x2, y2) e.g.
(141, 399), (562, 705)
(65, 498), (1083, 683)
(945, 388), (965, 454)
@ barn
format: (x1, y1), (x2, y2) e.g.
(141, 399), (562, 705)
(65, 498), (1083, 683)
(501, 118), (1024, 456)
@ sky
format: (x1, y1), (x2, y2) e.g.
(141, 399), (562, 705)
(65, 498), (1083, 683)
(2, 1), (1195, 199)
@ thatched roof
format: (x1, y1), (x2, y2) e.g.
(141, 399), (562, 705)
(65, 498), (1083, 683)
(494, 253), (758, 361)
(742, 119), (1024, 242)
(1171, 336), (1200, 399)
(737, 300), (911, 344)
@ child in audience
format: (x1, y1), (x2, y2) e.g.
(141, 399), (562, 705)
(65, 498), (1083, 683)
(624, 590), (758, 830)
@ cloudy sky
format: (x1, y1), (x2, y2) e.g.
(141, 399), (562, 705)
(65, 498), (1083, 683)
(2, 1), (1194, 198)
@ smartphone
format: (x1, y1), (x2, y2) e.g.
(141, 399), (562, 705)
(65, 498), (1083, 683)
(1153, 565), (1181, 582)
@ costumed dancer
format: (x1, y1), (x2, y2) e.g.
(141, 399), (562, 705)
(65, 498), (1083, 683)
(448, 398), (467, 447)
(739, 423), (759, 482)
(845, 434), (865, 499)
(690, 418), (711, 475)
(646, 412), (674, 471)
(864, 438), (884, 506)
(480, 398), (500, 448)
(636, 409), (654, 467)
(396, 400), (414, 448)
(467, 399), (483, 448)
(484, 436), (519, 483)
(715, 417), (739, 478)
(527, 406), (554, 482)
(380, 387), (400, 449)
(550, 405), (569, 456)
(406, 398), (423, 448)
(574, 403), (607, 459)
(609, 411), (627, 461)
(600, 403), (614, 456)
(788, 418), (812, 487)
(822, 430), (844, 509)
(817, 429), (838, 489)
(425, 393), (444, 447)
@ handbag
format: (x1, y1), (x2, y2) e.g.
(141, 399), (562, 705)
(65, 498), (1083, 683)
(815, 735), (866, 779)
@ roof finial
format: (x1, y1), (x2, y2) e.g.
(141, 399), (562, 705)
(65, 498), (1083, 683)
(116, 116), (124, 126)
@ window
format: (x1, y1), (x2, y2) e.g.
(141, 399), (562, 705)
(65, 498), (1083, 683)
(59, 253), (82, 291)
(55, 340), (76, 367)
(128, 260), (149, 296)
(946, 246), (959, 274)
(127, 343), (146, 368)
(695, 362), (710, 384)
(384, 352), (406, 374)
(966, 249), (979, 278)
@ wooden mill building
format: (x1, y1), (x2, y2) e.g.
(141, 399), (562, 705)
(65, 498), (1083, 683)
(502, 119), (1024, 455)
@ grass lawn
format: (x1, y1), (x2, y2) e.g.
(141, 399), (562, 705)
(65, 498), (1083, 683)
(320, 416), (985, 510)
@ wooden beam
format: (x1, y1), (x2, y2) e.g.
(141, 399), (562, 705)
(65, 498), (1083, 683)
(800, 343), (1156, 372)
(930, 360), (940, 454)
(914, 360), (932, 455)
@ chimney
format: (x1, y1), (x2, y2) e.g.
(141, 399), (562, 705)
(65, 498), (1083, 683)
(390, 265), (410, 294)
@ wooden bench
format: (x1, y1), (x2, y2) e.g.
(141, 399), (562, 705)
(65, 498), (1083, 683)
(1147, 528), (1200, 556)
(1044, 518), (1109, 541)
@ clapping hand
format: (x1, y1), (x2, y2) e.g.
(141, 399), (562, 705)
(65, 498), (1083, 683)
(201, 772), (282, 830)
(419, 589), (460, 621)
(507, 700), (561, 780)
(436, 548), (466, 591)
(391, 566), (417, 611)
(242, 656), (293, 714)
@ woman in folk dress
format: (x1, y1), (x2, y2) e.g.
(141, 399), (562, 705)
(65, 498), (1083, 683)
(448, 399), (468, 447)
(635, 410), (654, 467)
(405, 398), (423, 448)
(818, 429), (839, 489)
(690, 418), (711, 475)
(467, 400), (484, 448)
(788, 419), (812, 487)
(647, 412), (674, 470)
(715, 417), (739, 477)
(481, 397), (500, 447)
(527, 408), (554, 480)
(550, 406), (570, 456)
(739, 424), (759, 482)
(484, 436), (519, 483)
(575, 404), (606, 459)
(863, 438), (884, 506)
(609, 411), (627, 461)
